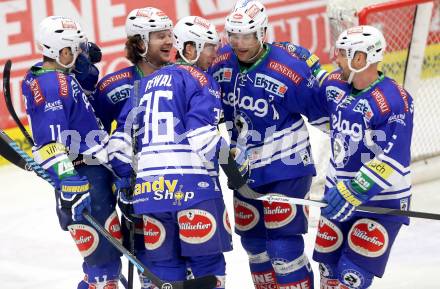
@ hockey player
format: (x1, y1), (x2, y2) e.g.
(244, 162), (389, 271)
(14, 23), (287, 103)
(22, 16), (122, 288)
(312, 25), (414, 289)
(91, 7), (173, 133)
(109, 16), (232, 289)
(90, 8), (173, 287)
(209, 1), (326, 288)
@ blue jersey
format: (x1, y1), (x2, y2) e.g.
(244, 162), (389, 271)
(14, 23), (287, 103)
(318, 71), (414, 223)
(90, 66), (143, 132)
(209, 44), (323, 188)
(22, 66), (109, 185)
(109, 64), (225, 213)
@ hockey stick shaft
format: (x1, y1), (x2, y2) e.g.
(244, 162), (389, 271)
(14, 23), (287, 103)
(2, 60), (34, 146)
(0, 129), (217, 289)
(221, 161), (440, 221)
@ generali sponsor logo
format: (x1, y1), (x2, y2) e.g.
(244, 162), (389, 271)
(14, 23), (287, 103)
(371, 88), (390, 115)
(30, 79), (44, 105)
(57, 72), (69, 97)
(348, 219), (389, 257)
(98, 71), (132, 91)
(178, 65), (208, 87)
(267, 61), (302, 85)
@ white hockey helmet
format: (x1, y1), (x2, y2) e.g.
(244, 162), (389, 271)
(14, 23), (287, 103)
(336, 25), (386, 73)
(125, 7), (173, 56)
(37, 16), (86, 68)
(225, 0), (268, 44)
(173, 16), (219, 64)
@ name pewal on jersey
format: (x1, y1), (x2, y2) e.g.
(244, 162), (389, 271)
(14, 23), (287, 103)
(109, 64), (225, 214)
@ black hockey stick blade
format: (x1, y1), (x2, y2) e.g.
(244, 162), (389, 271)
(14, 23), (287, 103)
(221, 157), (440, 221)
(0, 129), (30, 170)
(0, 128), (218, 289)
(2, 59), (35, 146)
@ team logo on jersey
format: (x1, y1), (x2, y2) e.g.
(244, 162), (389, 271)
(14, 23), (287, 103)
(262, 196), (296, 229)
(213, 68), (233, 83)
(340, 269), (365, 289)
(143, 216), (166, 250)
(107, 84), (131, 104)
(326, 86), (345, 104)
(68, 224), (99, 258)
(268, 61), (303, 85)
(30, 79), (45, 105)
(234, 198), (260, 231)
(388, 113), (406, 126)
(315, 217), (343, 253)
(178, 209), (217, 244)
(104, 211), (122, 242)
(254, 73), (288, 97)
(44, 100), (63, 112)
(348, 219), (389, 257)
(371, 88), (390, 115)
(223, 207), (232, 235)
(353, 99), (374, 121)
(98, 71), (132, 91)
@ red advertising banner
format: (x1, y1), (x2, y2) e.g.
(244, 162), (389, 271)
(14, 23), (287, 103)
(0, 0), (330, 130)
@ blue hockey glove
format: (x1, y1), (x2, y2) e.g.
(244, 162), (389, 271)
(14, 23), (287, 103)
(73, 53), (99, 94)
(231, 144), (250, 179)
(321, 180), (369, 222)
(58, 176), (91, 225)
(87, 42), (102, 64)
(113, 178), (136, 222)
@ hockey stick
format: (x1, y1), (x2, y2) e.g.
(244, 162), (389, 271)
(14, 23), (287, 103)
(220, 159), (440, 221)
(2, 60), (34, 145)
(0, 129), (217, 289)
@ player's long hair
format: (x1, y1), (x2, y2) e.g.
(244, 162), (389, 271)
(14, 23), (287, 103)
(125, 35), (146, 65)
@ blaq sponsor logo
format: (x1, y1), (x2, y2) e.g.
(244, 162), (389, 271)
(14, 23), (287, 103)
(143, 216), (166, 250)
(254, 73), (288, 97)
(315, 217), (343, 253)
(348, 219), (389, 257)
(234, 197), (260, 231)
(178, 209), (216, 244)
(68, 224), (99, 258)
(262, 197), (296, 229)
(104, 211), (122, 242)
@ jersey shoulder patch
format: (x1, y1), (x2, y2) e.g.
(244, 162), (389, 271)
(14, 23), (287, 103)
(177, 65), (208, 87)
(98, 68), (133, 92)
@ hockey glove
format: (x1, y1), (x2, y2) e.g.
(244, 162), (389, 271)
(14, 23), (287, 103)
(73, 53), (99, 94)
(272, 42), (322, 76)
(227, 144), (250, 190)
(58, 176), (91, 225)
(113, 177), (136, 223)
(321, 180), (369, 222)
